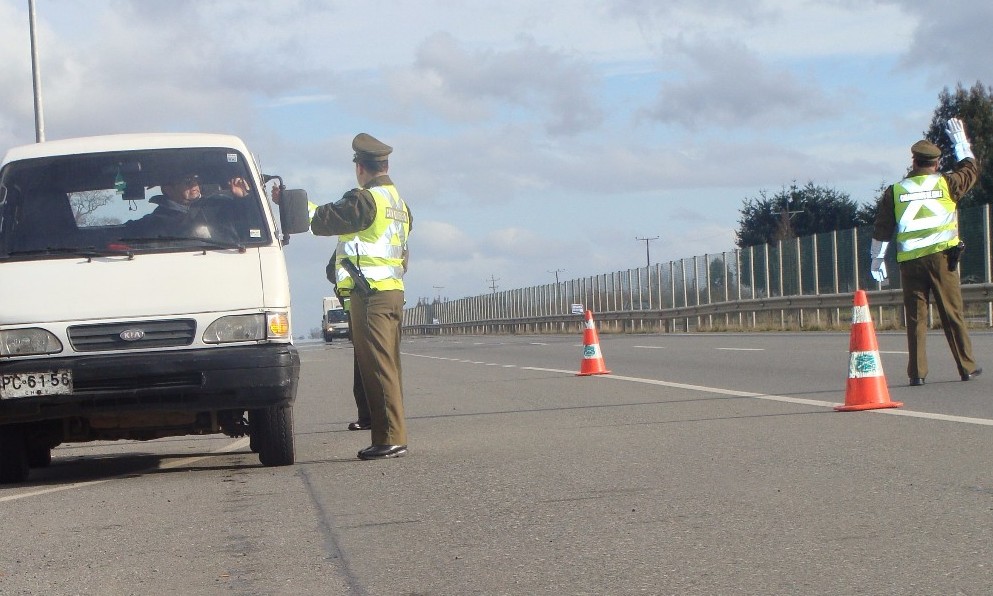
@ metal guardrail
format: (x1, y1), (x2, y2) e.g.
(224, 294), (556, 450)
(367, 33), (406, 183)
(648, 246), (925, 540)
(404, 205), (993, 336)
(404, 284), (993, 336)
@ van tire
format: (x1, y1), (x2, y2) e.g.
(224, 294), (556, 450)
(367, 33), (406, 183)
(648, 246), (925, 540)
(27, 445), (52, 468)
(0, 426), (30, 484)
(251, 405), (295, 467)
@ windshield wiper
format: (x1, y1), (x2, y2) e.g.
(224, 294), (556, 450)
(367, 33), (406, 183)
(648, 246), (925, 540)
(117, 235), (246, 253)
(5, 246), (133, 259)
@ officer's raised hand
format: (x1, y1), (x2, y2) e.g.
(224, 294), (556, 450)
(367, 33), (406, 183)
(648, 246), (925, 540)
(945, 117), (975, 161)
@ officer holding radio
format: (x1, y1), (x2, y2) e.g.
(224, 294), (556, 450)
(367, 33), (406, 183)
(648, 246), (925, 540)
(870, 118), (981, 386)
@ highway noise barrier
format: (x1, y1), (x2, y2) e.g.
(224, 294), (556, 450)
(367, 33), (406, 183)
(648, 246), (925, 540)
(577, 310), (611, 376)
(835, 289), (903, 411)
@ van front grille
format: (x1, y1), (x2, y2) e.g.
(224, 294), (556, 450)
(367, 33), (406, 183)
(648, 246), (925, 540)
(68, 319), (197, 352)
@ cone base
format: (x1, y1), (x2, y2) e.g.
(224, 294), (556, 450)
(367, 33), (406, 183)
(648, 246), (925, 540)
(576, 369), (611, 376)
(839, 376), (899, 411)
(835, 400), (903, 412)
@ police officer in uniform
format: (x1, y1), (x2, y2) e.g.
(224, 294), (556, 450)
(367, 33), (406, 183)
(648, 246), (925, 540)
(281, 133), (412, 459)
(870, 118), (981, 386)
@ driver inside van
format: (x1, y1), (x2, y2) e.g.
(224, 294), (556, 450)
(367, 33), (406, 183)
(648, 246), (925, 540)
(124, 172), (250, 241)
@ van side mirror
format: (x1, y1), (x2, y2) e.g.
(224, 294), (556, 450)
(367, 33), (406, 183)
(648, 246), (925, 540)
(278, 189), (311, 241)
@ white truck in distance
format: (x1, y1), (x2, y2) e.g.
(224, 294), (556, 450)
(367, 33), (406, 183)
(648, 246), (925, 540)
(322, 296), (349, 342)
(0, 133), (313, 483)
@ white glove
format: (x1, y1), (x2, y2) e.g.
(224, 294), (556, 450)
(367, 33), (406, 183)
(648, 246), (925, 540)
(869, 239), (889, 282)
(870, 259), (887, 282)
(945, 117), (975, 161)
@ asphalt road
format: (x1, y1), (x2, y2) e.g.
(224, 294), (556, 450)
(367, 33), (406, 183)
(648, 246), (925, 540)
(2, 330), (992, 595)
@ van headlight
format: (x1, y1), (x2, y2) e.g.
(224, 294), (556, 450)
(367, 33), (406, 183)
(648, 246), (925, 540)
(202, 312), (290, 344)
(0, 328), (64, 356)
(203, 314), (265, 343)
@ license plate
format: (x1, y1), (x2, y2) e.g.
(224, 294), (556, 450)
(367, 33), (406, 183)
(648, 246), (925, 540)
(0, 370), (73, 399)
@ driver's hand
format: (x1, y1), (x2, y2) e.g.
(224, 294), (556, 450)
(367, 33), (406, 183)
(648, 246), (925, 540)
(228, 177), (251, 198)
(270, 184), (282, 205)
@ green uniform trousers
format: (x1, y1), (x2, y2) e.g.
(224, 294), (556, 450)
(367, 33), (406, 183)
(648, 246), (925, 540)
(899, 251), (976, 379)
(341, 295), (370, 425)
(349, 289), (406, 446)
(352, 353), (370, 425)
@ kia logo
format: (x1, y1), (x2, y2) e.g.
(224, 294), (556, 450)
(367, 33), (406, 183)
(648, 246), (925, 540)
(119, 329), (145, 341)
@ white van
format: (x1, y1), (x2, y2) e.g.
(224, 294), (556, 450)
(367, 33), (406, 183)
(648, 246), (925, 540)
(0, 133), (312, 483)
(322, 295), (349, 342)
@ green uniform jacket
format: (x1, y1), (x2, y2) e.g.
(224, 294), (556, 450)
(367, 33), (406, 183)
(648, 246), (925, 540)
(310, 174), (414, 239)
(311, 174), (413, 285)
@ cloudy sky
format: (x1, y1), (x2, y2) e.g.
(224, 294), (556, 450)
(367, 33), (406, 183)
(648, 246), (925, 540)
(2, 0), (991, 327)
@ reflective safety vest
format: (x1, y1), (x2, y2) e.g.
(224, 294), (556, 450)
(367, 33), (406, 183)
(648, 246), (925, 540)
(893, 173), (958, 262)
(335, 185), (409, 294)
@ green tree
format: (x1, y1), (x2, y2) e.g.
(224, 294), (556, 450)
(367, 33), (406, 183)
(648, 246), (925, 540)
(924, 81), (993, 207)
(735, 181), (863, 248)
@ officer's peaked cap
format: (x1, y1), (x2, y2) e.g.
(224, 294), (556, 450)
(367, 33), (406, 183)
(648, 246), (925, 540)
(352, 133), (392, 163)
(911, 139), (941, 160)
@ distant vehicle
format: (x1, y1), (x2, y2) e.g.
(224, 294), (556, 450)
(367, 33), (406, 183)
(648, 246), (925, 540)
(322, 296), (350, 342)
(0, 132), (313, 483)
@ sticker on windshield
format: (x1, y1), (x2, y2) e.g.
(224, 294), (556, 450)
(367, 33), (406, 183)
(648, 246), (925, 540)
(227, 153), (238, 163)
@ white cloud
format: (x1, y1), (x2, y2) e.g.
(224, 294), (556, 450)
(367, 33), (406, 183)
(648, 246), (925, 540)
(382, 32), (603, 135)
(641, 38), (840, 130)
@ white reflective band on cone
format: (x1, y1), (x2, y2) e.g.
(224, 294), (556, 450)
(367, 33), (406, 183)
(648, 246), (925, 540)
(852, 305), (872, 324)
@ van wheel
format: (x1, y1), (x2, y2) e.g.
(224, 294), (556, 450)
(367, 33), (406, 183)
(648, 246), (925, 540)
(0, 426), (30, 483)
(251, 405), (295, 467)
(27, 445), (52, 468)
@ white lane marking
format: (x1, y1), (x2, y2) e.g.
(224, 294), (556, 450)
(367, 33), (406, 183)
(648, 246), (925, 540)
(715, 348), (764, 351)
(0, 437), (250, 504)
(412, 353), (993, 426)
(519, 367), (993, 427)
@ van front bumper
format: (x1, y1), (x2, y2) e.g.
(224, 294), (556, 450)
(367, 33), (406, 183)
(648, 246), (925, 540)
(0, 343), (299, 424)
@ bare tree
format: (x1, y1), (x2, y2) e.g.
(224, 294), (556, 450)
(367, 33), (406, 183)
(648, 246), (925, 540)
(69, 190), (120, 226)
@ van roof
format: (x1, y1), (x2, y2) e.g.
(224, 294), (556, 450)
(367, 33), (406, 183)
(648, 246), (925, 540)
(2, 133), (249, 166)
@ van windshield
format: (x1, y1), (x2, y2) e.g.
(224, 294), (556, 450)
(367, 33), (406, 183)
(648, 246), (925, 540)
(0, 147), (272, 258)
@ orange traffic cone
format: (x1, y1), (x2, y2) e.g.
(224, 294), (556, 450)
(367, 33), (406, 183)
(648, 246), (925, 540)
(835, 290), (902, 411)
(577, 310), (611, 376)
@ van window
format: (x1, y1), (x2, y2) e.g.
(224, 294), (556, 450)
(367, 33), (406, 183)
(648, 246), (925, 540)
(327, 309), (349, 323)
(0, 147), (272, 257)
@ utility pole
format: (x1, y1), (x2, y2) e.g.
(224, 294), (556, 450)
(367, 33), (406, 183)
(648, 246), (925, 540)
(635, 236), (659, 268)
(29, 0), (45, 142)
(487, 275), (500, 293)
(548, 269), (565, 309)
